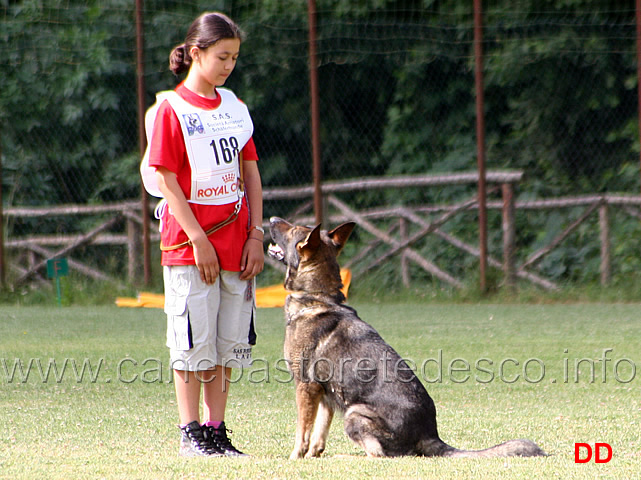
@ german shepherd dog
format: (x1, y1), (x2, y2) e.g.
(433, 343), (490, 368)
(268, 217), (546, 459)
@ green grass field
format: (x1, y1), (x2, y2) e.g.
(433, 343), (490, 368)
(1, 302), (639, 479)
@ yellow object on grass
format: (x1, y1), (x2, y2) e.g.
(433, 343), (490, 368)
(115, 292), (165, 309)
(115, 269), (352, 309)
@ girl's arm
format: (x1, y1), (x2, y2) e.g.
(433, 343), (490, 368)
(239, 159), (264, 281)
(155, 166), (220, 285)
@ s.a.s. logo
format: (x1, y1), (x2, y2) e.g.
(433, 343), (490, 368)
(183, 113), (204, 136)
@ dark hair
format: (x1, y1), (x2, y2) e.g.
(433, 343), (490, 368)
(169, 12), (244, 75)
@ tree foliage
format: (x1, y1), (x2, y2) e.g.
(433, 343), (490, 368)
(1, 0), (639, 284)
(1, 0), (140, 205)
(2, 0), (637, 204)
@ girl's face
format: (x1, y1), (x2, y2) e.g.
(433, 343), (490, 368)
(192, 38), (240, 88)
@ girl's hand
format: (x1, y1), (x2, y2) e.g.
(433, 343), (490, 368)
(240, 236), (264, 281)
(192, 236), (220, 285)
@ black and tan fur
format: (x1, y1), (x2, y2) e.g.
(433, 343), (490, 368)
(268, 217), (546, 459)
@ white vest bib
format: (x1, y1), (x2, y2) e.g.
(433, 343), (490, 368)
(140, 88), (254, 205)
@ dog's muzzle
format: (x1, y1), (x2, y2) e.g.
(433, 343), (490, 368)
(267, 243), (285, 261)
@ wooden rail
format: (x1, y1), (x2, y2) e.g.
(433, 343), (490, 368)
(4, 172), (640, 290)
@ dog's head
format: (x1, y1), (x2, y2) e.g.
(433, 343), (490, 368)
(268, 217), (355, 295)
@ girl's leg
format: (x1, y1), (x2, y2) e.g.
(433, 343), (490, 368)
(174, 369), (202, 425)
(201, 365), (231, 423)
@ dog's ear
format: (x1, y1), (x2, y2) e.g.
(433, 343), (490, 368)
(328, 222), (356, 253)
(297, 224), (322, 258)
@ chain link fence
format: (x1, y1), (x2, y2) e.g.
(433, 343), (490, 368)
(2, 1), (640, 295)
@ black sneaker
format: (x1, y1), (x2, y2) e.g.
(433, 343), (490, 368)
(204, 422), (248, 457)
(179, 421), (223, 457)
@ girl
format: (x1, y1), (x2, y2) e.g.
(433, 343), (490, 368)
(141, 12), (264, 457)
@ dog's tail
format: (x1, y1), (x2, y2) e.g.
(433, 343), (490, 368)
(435, 438), (546, 458)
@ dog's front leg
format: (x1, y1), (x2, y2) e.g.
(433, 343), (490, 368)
(306, 398), (334, 458)
(290, 381), (324, 459)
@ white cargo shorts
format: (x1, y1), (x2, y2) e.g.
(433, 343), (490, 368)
(163, 265), (256, 371)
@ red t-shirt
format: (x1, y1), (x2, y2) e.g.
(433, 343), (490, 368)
(148, 83), (259, 270)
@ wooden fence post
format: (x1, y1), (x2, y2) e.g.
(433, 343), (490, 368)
(127, 217), (142, 284)
(399, 217), (410, 287)
(501, 183), (516, 290)
(599, 201), (611, 286)
(0, 136), (4, 288)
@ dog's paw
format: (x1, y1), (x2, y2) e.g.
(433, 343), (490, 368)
(305, 447), (324, 458)
(289, 450), (305, 460)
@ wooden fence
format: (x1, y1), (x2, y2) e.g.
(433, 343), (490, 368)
(4, 171), (641, 290)
(4, 201), (148, 287)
